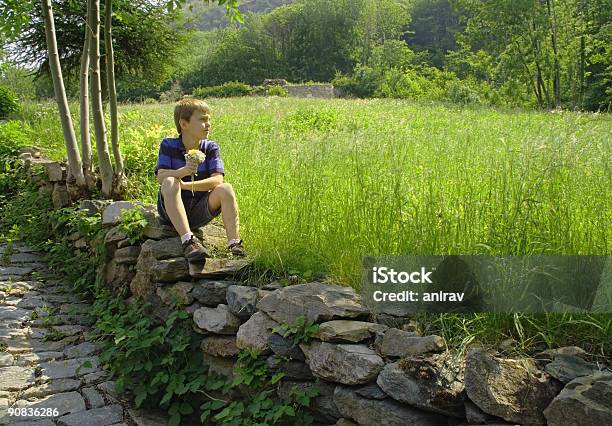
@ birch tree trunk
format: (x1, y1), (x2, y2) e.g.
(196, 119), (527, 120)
(79, 10), (92, 173)
(104, 0), (125, 194)
(40, 0), (86, 187)
(88, 0), (114, 197)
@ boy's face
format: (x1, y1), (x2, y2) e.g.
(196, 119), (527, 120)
(181, 109), (211, 140)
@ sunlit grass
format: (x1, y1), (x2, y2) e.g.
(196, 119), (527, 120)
(20, 97), (611, 286)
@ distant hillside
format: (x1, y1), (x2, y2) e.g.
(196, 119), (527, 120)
(183, 0), (295, 31)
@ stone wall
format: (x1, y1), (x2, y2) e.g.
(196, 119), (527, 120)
(287, 84), (335, 99)
(19, 148), (612, 425)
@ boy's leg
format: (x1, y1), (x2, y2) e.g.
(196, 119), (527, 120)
(207, 182), (240, 241)
(160, 177), (210, 261)
(160, 177), (191, 236)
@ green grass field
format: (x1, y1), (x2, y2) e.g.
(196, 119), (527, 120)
(21, 97), (611, 286)
(12, 97), (612, 357)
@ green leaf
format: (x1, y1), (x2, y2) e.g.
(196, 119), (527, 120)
(179, 402), (193, 415)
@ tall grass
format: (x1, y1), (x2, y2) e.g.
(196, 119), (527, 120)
(20, 98), (611, 287)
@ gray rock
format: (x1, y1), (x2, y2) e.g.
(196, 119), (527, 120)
(0, 353), (14, 367)
(543, 372), (612, 426)
(465, 348), (562, 425)
(156, 281), (193, 306)
(202, 354), (236, 379)
(64, 342), (99, 359)
(102, 201), (140, 226)
(127, 408), (168, 426)
(40, 356), (100, 380)
(335, 419), (358, 426)
(193, 304), (241, 334)
(539, 346), (588, 359)
(52, 183), (71, 209)
(266, 355), (314, 380)
(333, 385), (448, 426)
(154, 258), (189, 282)
(376, 359), (465, 417)
(257, 283), (370, 324)
(139, 238), (183, 260)
(371, 314), (417, 329)
(300, 341), (384, 385)
(545, 354), (602, 383)
(97, 381), (120, 398)
(268, 333), (305, 361)
(465, 400), (505, 425)
(10, 253), (44, 264)
(15, 351), (64, 366)
(79, 199), (111, 216)
(236, 311), (279, 354)
(82, 386), (106, 408)
(21, 379), (81, 398)
(0, 366), (36, 391)
(379, 329), (445, 357)
(46, 161), (65, 181)
(113, 246), (141, 264)
(189, 258), (250, 279)
(81, 371), (109, 386)
(226, 285), (259, 319)
(57, 404), (123, 426)
(11, 391), (86, 420)
(315, 320), (388, 343)
(192, 280), (233, 306)
(354, 383), (387, 400)
(200, 336), (239, 358)
(0, 266), (34, 278)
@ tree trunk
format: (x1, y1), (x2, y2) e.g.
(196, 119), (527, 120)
(579, 34), (585, 109)
(40, 0), (86, 187)
(79, 7), (92, 173)
(546, 0), (561, 108)
(88, 0), (114, 198)
(104, 0), (125, 192)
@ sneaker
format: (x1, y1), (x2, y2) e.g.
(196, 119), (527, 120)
(182, 235), (210, 263)
(228, 239), (247, 257)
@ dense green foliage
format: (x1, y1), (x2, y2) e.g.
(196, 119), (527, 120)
(0, 85), (19, 118)
(193, 81), (253, 98)
(0, 0), (186, 100)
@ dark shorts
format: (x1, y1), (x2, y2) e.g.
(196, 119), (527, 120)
(157, 190), (221, 229)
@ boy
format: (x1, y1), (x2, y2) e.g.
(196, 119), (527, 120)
(155, 99), (246, 264)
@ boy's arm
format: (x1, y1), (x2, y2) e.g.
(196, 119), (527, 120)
(180, 173), (223, 192)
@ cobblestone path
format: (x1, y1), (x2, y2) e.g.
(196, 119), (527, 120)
(0, 243), (164, 426)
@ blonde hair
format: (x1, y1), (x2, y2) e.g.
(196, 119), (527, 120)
(174, 98), (211, 135)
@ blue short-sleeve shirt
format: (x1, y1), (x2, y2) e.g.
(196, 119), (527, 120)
(155, 137), (225, 200)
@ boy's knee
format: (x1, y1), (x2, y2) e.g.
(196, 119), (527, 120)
(217, 182), (235, 198)
(160, 176), (180, 195)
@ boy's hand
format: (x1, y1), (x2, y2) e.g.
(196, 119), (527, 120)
(179, 160), (198, 178)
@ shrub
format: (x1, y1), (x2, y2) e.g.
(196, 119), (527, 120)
(332, 65), (380, 98)
(0, 86), (20, 119)
(266, 85), (288, 97)
(0, 120), (30, 158)
(192, 82), (252, 98)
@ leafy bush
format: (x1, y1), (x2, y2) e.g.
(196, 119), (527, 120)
(332, 65), (381, 98)
(192, 82), (252, 98)
(266, 85), (288, 97)
(0, 120), (31, 159)
(118, 207), (148, 244)
(0, 86), (19, 119)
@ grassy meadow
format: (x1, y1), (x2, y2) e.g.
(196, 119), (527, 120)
(20, 97), (611, 286)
